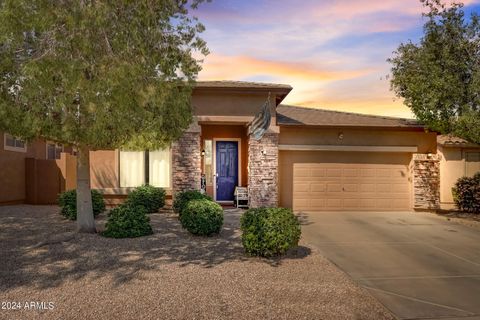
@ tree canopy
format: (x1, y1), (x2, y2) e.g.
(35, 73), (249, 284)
(0, 0), (209, 150)
(389, 0), (480, 143)
(0, 0), (210, 232)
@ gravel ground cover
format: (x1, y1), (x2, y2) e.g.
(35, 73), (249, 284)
(0, 205), (393, 320)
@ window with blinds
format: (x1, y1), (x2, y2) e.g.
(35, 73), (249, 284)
(119, 148), (171, 188)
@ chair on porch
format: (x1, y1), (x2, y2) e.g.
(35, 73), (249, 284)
(234, 187), (249, 208)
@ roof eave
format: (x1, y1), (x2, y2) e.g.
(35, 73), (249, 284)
(277, 123), (427, 131)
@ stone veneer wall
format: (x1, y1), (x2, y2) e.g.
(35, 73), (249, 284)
(413, 153), (440, 210)
(172, 131), (201, 196)
(248, 132), (279, 208)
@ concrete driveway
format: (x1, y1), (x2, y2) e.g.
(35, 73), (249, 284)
(300, 211), (480, 320)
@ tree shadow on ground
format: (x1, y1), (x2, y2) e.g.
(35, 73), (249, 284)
(0, 205), (311, 292)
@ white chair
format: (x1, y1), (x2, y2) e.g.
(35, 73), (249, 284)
(234, 187), (249, 208)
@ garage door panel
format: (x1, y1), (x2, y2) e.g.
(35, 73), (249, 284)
(294, 183), (310, 192)
(327, 184), (342, 192)
(310, 183), (326, 192)
(310, 199), (326, 208)
(293, 159), (411, 211)
(343, 184), (358, 192)
(359, 184), (376, 192)
(326, 199), (342, 208)
(311, 168), (326, 177)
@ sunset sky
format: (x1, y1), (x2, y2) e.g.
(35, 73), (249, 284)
(195, 0), (480, 118)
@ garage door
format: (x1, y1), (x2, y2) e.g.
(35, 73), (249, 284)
(293, 162), (411, 211)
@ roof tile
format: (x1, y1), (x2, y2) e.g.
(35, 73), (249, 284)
(276, 104), (423, 128)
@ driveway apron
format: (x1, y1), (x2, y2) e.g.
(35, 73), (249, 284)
(300, 211), (480, 320)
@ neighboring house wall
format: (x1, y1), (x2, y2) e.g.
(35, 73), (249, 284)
(0, 131), (47, 204)
(438, 145), (480, 208)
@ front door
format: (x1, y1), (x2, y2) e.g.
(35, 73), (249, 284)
(215, 141), (238, 201)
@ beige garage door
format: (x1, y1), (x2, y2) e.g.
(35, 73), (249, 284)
(293, 162), (411, 211)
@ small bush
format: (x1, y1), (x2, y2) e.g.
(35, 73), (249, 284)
(58, 189), (106, 220)
(179, 199), (223, 236)
(125, 184), (166, 213)
(452, 173), (480, 213)
(102, 204), (153, 238)
(240, 207), (301, 257)
(173, 190), (212, 215)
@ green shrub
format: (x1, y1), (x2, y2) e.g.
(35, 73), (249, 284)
(102, 204), (153, 238)
(179, 199), (223, 236)
(452, 173), (480, 213)
(240, 207), (301, 257)
(125, 184), (166, 213)
(58, 189), (106, 220)
(173, 190), (212, 215)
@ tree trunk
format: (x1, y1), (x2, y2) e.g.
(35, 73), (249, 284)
(76, 146), (96, 233)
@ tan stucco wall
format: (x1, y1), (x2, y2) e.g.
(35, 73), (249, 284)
(90, 150), (119, 189)
(279, 150), (413, 209)
(192, 90), (277, 122)
(279, 127), (437, 153)
(438, 145), (480, 206)
(0, 132), (47, 204)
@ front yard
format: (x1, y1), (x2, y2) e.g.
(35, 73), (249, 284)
(0, 205), (393, 320)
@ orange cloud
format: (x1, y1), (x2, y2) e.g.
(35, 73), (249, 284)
(199, 54), (374, 82)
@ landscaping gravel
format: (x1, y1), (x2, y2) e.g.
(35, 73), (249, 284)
(0, 205), (394, 320)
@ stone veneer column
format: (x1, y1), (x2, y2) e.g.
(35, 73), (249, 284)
(413, 153), (440, 210)
(248, 132), (279, 208)
(171, 122), (201, 196)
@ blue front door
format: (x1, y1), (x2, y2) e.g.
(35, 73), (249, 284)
(216, 141), (238, 201)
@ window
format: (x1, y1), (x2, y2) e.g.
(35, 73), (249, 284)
(46, 142), (64, 160)
(203, 140), (213, 186)
(4, 133), (26, 152)
(119, 148), (171, 188)
(466, 152), (480, 177)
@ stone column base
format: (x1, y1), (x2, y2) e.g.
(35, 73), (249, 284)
(413, 153), (440, 210)
(172, 131), (201, 197)
(248, 132), (279, 208)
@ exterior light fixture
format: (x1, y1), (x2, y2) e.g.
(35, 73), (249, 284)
(338, 132), (344, 140)
(261, 150), (267, 156)
(201, 149), (205, 157)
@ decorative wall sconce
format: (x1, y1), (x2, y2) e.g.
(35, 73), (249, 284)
(201, 149), (205, 157)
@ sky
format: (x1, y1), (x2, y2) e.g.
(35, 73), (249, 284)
(194, 0), (480, 118)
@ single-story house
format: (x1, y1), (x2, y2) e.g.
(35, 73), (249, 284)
(0, 81), (459, 211)
(437, 135), (480, 209)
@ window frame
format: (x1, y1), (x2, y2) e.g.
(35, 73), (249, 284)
(3, 133), (27, 153)
(46, 141), (64, 160)
(118, 148), (172, 189)
(465, 150), (480, 177)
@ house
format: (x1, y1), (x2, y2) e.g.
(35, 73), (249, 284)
(0, 133), (75, 204)
(437, 135), (480, 209)
(1, 81), (443, 211)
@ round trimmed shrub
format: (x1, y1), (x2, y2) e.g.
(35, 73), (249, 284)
(452, 173), (480, 213)
(102, 204), (153, 238)
(58, 189), (106, 220)
(179, 199), (223, 236)
(240, 207), (301, 257)
(125, 184), (166, 213)
(173, 190), (212, 215)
